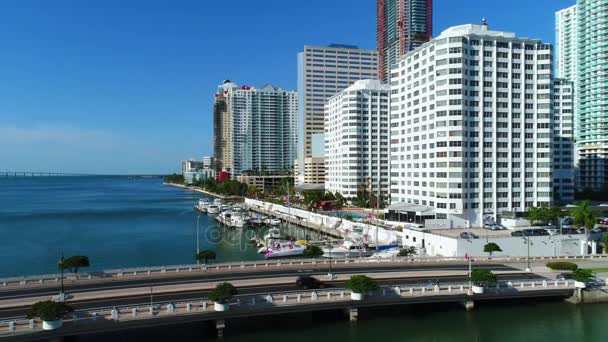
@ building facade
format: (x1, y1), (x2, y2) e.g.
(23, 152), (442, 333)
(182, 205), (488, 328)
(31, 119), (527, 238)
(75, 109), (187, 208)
(552, 79), (575, 204)
(296, 44), (378, 184)
(377, 0), (433, 82)
(213, 81), (298, 176)
(575, 0), (608, 191)
(325, 79), (391, 198)
(294, 157), (325, 185)
(390, 23), (554, 227)
(555, 5), (577, 81)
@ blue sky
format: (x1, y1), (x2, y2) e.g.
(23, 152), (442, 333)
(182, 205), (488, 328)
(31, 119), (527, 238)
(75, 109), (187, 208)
(0, 0), (573, 174)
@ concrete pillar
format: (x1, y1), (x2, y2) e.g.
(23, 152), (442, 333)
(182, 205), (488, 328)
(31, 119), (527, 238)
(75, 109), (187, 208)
(542, 280), (547, 288)
(327, 292), (331, 300)
(580, 240), (587, 256)
(283, 295), (288, 303)
(149, 307), (154, 315)
(111, 309), (119, 321)
(434, 285), (440, 293)
(382, 288), (386, 296)
(340, 291), (345, 298)
(29, 319), (35, 329)
(460, 285), (464, 292)
(202, 302), (207, 311)
(8, 321), (14, 332)
(132, 308), (137, 317)
(592, 241), (597, 255)
(167, 303), (175, 313)
(133, 271), (137, 276)
(216, 319), (226, 338)
(92, 312), (98, 321)
(297, 294), (301, 302)
(348, 308), (358, 322)
(266, 295), (273, 303)
(311, 292), (318, 301)
(410, 288), (414, 295)
(448, 286), (452, 293)
(463, 300), (475, 311)
(394, 286), (401, 295)
(520, 282), (525, 289)
(186, 303), (192, 312)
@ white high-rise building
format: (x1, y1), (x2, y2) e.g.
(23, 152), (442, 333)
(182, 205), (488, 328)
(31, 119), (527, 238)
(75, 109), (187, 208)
(555, 5), (577, 81)
(213, 81), (298, 176)
(389, 23), (554, 227)
(325, 79), (391, 198)
(552, 79), (575, 204)
(296, 44), (379, 185)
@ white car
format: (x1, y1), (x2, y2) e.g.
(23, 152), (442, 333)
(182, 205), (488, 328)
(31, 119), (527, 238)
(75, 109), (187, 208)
(545, 228), (559, 236)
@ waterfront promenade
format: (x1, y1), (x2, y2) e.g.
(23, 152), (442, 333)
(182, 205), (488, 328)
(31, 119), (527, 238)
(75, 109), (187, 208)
(164, 182), (243, 200)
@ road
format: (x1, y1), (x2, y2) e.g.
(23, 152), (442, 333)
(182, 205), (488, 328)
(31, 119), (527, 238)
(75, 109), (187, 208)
(0, 270), (545, 321)
(0, 263), (520, 301)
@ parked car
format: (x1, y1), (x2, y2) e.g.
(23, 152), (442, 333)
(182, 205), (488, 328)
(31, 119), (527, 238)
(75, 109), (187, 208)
(598, 217), (608, 225)
(484, 224), (502, 231)
(511, 231), (524, 237)
(296, 275), (323, 290)
(459, 232), (479, 239)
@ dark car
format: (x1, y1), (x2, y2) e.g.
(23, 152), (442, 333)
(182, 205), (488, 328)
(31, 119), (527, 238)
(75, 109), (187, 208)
(511, 231), (524, 237)
(296, 275), (323, 289)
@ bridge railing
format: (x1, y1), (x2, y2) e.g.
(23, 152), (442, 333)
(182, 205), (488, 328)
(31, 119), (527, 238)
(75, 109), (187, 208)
(0, 279), (576, 336)
(2, 254), (607, 289)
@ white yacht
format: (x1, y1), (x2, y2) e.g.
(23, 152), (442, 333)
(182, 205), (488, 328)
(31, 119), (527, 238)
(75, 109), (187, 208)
(207, 205), (219, 214)
(195, 199), (210, 213)
(322, 240), (374, 258)
(229, 213), (247, 229)
(259, 240), (306, 258)
(371, 247), (401, 259)
(263, 227), (282, 240)
(264, 216), (281, 226)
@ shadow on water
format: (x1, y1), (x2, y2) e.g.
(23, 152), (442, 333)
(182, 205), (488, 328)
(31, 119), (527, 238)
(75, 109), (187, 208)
(66, 297), (607, 342)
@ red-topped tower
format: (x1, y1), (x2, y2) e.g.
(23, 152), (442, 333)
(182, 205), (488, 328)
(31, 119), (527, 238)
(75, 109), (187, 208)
(377, 0), (433, 82)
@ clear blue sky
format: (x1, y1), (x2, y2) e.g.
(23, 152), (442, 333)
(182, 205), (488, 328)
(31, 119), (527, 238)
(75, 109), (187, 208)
(0, 0), (573, 174)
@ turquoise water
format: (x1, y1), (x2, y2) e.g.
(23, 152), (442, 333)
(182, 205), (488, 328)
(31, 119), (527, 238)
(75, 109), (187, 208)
(324, 210), (368, 219)
(0, 176), (316, 277)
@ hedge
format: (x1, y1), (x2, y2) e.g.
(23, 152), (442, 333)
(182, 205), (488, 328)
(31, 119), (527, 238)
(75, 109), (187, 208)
(546, 262), (578, 271)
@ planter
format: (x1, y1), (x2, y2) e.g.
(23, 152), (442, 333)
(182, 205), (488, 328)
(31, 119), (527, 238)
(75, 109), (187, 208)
(42, 320), (63, 330)
(350, 292), (363, 301)
(214, 302), (229, 312)
(574, 281), (587, 289)
(471, 285), (484, 294)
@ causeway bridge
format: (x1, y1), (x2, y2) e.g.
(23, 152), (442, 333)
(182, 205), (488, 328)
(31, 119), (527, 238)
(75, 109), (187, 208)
(0, 172), (93, 177)
(0, 255), (603, 340)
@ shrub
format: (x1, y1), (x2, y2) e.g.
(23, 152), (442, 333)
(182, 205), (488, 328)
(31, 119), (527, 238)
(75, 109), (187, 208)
(483, 242), (502, 256)
(303, 245), (324, 258)
(470, 269), (497, 287)
(398, 246), (417, 257)
(208, 282), (238, 304)
(26, 301), (73, 321)
(573, 269), (594, 283)
(195, 250), (217, 263)
(546, 262), (578, 271)
(345, 275), (379, 294)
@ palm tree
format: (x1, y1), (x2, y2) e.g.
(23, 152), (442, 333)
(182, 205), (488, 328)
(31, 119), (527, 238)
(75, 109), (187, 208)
(569, 200), (599, 234)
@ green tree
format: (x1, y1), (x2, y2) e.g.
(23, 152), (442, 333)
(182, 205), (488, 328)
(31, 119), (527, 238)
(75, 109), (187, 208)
(483, 242), (502, 256)
(573, 269), (594, 283)
(303, 245), (324, 258)
(194, 250), (217, 264)
(470, 269), (497, 287)
(345, 275), (379, 294)
(208, 282), (238, 304)
(398, 246), (417, 257)
(26, 301), (73, 322)
(164, 174), (184, 184)
(59, 256), (90, 276)
(603, 234), (608, 254)
(569, 200), (600, 231)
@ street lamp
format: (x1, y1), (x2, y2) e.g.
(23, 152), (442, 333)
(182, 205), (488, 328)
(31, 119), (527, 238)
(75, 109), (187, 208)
(327, 238), (333, 280)
(57, 252), (65, 302)
(523, 237), (532, 272)
(196, 215), (201, 264)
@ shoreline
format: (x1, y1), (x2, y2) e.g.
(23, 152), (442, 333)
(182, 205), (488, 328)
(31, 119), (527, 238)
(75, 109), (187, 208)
(164, 182), (243, 200)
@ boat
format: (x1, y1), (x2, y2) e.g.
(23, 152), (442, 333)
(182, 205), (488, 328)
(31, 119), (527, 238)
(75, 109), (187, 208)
(194, 199), (210, 213)
(263, 227), (282, 240)
(259, 240), (306, 258)
(214, 198), (223, 206)
(207, 205), (219, 214)
(371, 247), (401, 259)
(263, 216), (281, 226)
(321, 240), (374, 258)
(229, 213), (247, 228)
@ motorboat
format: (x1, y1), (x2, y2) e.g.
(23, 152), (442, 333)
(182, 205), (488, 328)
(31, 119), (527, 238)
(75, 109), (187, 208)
(207, 205), (219, 214)
(259, 240), (306, 258)
(321, 240), (374, 258)
(263, 227), (282, 240)
(371, 247), (401, 259)
(214, 198), (223, 206)
(264, 216), (281, 226)
(229, 213), (247, 229)
(195, 199), (210, 213)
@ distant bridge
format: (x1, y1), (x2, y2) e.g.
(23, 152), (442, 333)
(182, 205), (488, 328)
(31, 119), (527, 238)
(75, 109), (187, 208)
(0, 172), (94, 177)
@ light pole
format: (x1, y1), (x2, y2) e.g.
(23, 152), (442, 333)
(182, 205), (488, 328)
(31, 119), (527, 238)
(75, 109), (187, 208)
(58, 252), (65, 301)
(523, 237), (531, 272)
(196, 215), (201, 264)
(327, 238), (333, 280)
